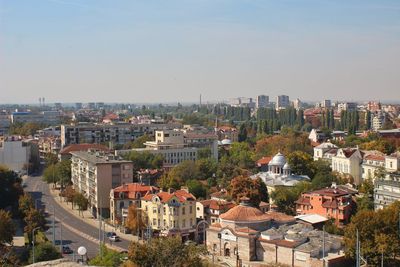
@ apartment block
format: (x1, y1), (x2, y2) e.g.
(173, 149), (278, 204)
(61, 122), (181, 147)
(275, 95), (290, 110)
(71, 150), (133, 217)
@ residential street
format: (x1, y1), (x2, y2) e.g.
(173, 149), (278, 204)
(24, 175), (131, 259)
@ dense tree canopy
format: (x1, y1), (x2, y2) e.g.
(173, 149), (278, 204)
(230, 175), (268, 207)
(89, 245), (122, 267)
(125, 204), (147, 236)
(29, 243), (61, 264)
(0, 166), (23, 209)
(0, 210), (16, 246)
(128, 237), (206, 267)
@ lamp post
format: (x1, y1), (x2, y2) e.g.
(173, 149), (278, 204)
(32, 226), (41, 263)
(77, 246), (87, 264)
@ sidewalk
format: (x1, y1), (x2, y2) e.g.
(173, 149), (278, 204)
(48, 186), (138, 247)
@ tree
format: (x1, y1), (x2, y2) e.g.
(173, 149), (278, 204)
(18, 193), (34, 216)
(24, 209), (46, 244)
(0, 166), (23, 209)
(124, 151), (164, 172)
(287, 151), (314, 177)
(44, 153), (58, 166)
(271, 182), (311, 215)
(311, 172), (335, 189)
(0, 210), (16, 246)
(128, 237), (206, 267)
(73, 192), (88, 216)
(123, 134), (153, 149)
(42, 160), (71, 189)
(29, 242), (61, 264)
(89, 245), (122, 267)
(125, 204), (147, 236)
(344, 202), (400, 266)
(167, 161), (199, 185)
(195, 158), (217, 180)
(186, 179), (207, 199)
(230, 176), (268, 207)
(197, 147), (212, 159)
(63, 185), (76, 208)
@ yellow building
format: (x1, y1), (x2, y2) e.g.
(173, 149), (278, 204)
(141, 187), (197, 238)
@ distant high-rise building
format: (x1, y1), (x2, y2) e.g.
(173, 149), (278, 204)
(337, 102), (357, 113)
(87, 102), (95, 109)
(321, 100), (331, 108)
(256, 95), (269, 109)
(276, 95), (290, 110)
(292, 98), (302, 110)
(75, 103), (83, 110)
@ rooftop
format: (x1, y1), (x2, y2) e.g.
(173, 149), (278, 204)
(70, 151), (131, 164)
(60, 143), (110, 155)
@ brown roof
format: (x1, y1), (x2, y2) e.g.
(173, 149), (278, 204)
(60, 143), (110, 155)
(141, 189), (196, 203)
(219, 205), (272, 221)
(295, 197), (311, 205)
(342, 148), (357, 158)
(113, 183), (159, 199)
(364, 154), (385, 161)
(257, 156), (272, 166)
(322, 199), (338, 209)
(307, 187), (355, 197)
(259, 238), (302, 248)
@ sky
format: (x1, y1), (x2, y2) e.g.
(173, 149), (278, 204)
(1, 0), (400, 104)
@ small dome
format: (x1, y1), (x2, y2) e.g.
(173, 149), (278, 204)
(283, 163), (291, 170)
(221, 139), (232, 145)
(269, 152), (286, 166)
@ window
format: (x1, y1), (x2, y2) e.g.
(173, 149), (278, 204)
(163, 207), (166, 213)
(189, 206), (193, 214)
(182, 219), (186, 228)
(153, 208), (157, 214)
(182, 207), (185, 215)
(153, 218), (156, 225)
(190, 218), (193, 227)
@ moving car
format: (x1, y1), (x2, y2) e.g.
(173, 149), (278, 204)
(109, 235), (120, 242)
(62, 246), (73, 254)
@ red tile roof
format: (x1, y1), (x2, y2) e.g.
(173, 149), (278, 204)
(113, 183), (159, 199)
(141, 189), (196, 203)
(307, 187), (355, 197)
(256, 156), (272, 166)
(364, 154), (385, 161)
(295, 197), (311, 205)
(60, 143), (110, 155)
(322, 199), (338, 209)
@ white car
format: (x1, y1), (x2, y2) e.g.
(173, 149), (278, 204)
(109, 235), (120, 242)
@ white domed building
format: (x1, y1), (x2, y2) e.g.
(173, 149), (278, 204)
(252, 152), (310, 194)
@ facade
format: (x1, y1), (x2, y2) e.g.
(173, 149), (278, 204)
(70, 151), (133, 217)
(11, 111), (61, 124)
(337, 102), (357, 112)
(38, 137), (61, 159)
(313, 142), (338, 162)
(0, 114), (11, 136)
(295, 185), (356, 226)
(141, 188), (197, 238)
(374, 175), (400, 210)
(256, 95), (269, 109)
(321, 99), (331, 108)
(308, 129), (327, 144)
(292, 98), (302, 110)
(206, 199), (345, 266)
(276, 95), (290, 110)
(110, 183), (159, 226)
(61, 122), (181, 147)
(361, 154), (385, 180)
(331, 148), (363, 185)
(0, 136), (31, 173)
(371, 111), (386, 131)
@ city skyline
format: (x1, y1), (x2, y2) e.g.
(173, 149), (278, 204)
(1, 0), (400, 103)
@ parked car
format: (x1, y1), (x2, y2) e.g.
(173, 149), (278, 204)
(106, 232), (117, 238)
(109, 235), (120, 242)
(62, 246), (73, 254)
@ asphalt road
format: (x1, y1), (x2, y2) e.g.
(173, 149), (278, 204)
(24, 175), (130, 259)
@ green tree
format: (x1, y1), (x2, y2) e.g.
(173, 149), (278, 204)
(197, 147), (212, 159)
(0, 166), (23, 209)
(128, 237), (206, 267)
(125, 204), (147, 236)
(167, 161), (199, 185)
(186, 179), (207, 199)
(73, 192), (88, 216)
(287, 151), (314, 177)
(0, 210), (16, 246)
(196, 158), (217, 180)
(29, 242), (61, 264)
(89, 245), (122, 267)
(124, 134), (153, 149)
(18, 193), (34, 216)
(44, 153), (58, 166)
(271, 182), (311, 215)
(24, 209), (46, 244)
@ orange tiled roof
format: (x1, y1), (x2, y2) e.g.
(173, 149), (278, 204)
(256, 156), (272, 166)
(364, 154), (385, 161)
(60, 143), (110, 155)
(113, 183), (159, 199)
(220, 205), (273, 222)
(141, 189), (196, 203)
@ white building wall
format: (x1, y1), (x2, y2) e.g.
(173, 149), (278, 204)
(0, 140), (30, 173)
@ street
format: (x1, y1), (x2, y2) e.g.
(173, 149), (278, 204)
(24, 175), (131, 259)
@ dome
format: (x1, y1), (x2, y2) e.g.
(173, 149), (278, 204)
(269, 152), (287, 166)
(221, 139), (232, 145)
(219, 204), (272, 222)
(283, 162), (291, 170)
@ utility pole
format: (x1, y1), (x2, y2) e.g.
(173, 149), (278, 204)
(322, 225), (325, 267)
(356, 229), (359, 267)
(52, 206), (55, 246)
(59, 220), (63, 252)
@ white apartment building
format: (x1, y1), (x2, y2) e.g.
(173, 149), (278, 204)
(321, 100), (331, 108)
(331, 148), (363, 185)
(276, 95), (290, 110)
(61, 122), (181, 147)
(313, 142), (338, 162)
(292, 98), (302, 110)
(0, 136), (31, 173)
(374, 175), (400, 210)
(337, 102), (357, 113)
(71, 151), (133, 217)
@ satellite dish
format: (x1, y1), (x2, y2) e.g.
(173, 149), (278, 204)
(77, 246), (87, 256)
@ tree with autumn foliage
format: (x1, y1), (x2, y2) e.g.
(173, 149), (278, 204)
(229, 175), (268, 207)
(125, 204), (147, 237)
(344, 201), (400, 266)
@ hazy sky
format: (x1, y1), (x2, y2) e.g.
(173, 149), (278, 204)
(1, 0), (400, 104)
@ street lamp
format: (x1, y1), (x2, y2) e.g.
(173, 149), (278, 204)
(32, 226), (41, 263)
(77, 246), (87, 264)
